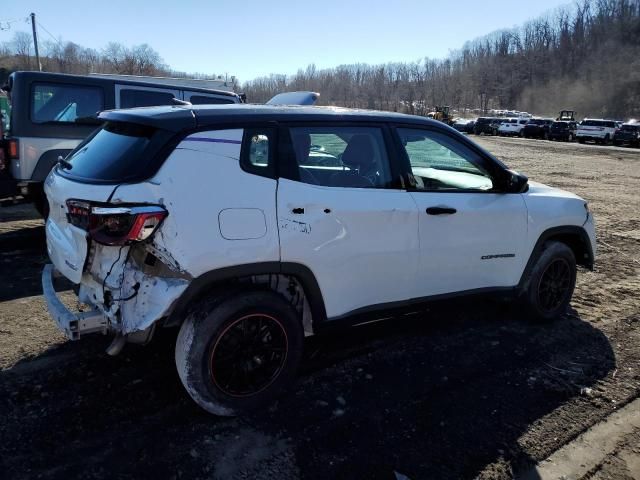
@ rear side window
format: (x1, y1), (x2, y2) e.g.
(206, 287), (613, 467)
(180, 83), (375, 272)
(583, 120), (605, 127)
(31, 83), (104, 124)
(190, 95), (235, 105)
(0, 94), (9, 132)
(61, 122), (171, 182)
(287, 126), (393, 188)
(120, 89), (176, 108)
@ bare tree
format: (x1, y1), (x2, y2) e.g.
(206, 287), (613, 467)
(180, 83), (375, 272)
(11, 32), (33, 70)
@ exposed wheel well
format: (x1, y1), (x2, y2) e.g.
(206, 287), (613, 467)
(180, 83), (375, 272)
(163, 263), (326, 336)
(519, 226), (594, 292)
(543, 232), (592, 269)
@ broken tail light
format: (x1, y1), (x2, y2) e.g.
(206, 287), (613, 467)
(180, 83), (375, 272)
(66, 200), (167, 246)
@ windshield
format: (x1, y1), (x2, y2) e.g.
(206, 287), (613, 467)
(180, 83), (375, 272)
(581, 120), (615, 127)
(621, 125), (639, 132)
(31, 83), (104, 124)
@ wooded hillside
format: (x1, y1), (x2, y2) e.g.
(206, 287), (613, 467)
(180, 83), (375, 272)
(0, 38), (227, 87)
(244, 0), (640, 119)
(1, 0), (638, 118)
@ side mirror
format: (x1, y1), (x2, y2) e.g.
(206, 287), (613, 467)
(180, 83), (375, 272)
(504, 169), (528, 193)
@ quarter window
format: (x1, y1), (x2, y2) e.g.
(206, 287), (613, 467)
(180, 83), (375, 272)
(240, 128), (276, 178)
(398, 128), (494, 192)
(31, 83), (103, 124)
(189, 95), (235, 105)
(288, 126), (392, 188)
(120, 89), (176, 108)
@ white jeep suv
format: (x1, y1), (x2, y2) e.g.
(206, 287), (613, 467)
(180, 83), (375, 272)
(498, 118), (529, 136)
(42, 105), (596, 415)
(576, 119), (618, 144)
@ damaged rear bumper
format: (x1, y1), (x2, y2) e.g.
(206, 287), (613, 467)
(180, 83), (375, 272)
(41, 264), (108, 340)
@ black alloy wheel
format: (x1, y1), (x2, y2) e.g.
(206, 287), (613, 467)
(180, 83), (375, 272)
(536, 258), (572, 314)
(209, 313), (288, 397)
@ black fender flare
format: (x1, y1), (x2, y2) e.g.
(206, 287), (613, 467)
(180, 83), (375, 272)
(165, 262), (327, 330)
(31, 149), (74, 182)
(517, 225), (594, 291)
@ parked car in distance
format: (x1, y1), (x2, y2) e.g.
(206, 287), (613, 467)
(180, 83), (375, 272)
(613, 123), (640, 147)
(42, 104), (596, 416)
(452, 118), (476, 133)
(498, 118), (529, 137)
(523, 119), (554, 139)
(473, 117), (501, 135)
(549, 121), (578, 142)
(576, 119), (618, 145)
(0, 71), (243, 216)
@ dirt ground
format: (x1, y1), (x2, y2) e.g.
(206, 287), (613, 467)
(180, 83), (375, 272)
(0, 137), (638, 480)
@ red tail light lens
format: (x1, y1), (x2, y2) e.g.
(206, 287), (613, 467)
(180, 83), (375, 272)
(7, 138), (19, 160)
(66, 200), (167, 246)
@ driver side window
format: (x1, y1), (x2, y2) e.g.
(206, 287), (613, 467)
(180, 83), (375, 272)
(397, 128), (494, 192)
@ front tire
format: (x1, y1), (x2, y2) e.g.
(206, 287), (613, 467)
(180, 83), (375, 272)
(175, 290), (304, 416)
(521, 241), (577, 322)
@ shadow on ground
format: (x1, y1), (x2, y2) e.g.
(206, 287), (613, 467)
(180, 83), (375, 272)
(0, 225), (47, 301)
(0, 300), (614, 479)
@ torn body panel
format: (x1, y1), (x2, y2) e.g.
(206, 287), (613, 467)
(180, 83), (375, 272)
(78, 243), (189, 336)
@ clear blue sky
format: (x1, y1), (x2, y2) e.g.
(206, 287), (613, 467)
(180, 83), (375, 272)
(0, 0), (570, 82)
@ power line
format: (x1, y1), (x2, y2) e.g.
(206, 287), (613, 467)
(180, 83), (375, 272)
(36, 21), (63, 47)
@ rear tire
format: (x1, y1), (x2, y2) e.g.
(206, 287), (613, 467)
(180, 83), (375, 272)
(32, 188), (49, 219)
(175, 290), (304, 416)
(520, 241), (577, 322)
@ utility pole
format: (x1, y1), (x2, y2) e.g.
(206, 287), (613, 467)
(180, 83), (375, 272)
(30, 13), (42, 72)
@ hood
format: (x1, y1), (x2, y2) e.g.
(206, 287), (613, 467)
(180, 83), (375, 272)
(526, 181), (582, 201)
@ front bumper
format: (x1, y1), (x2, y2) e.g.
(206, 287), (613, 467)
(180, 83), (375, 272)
(42, 264), (108, 340)
(614, 135), (638, 143)
(577, 133), (605, 140)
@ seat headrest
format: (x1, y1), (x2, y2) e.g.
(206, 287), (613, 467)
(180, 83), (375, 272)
(292, 132), (311, 163)
(342, 135), (376, 170)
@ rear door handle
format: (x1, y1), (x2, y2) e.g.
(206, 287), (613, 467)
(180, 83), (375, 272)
(426, 206), (457, 215)
(291, 207), (305, 214)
